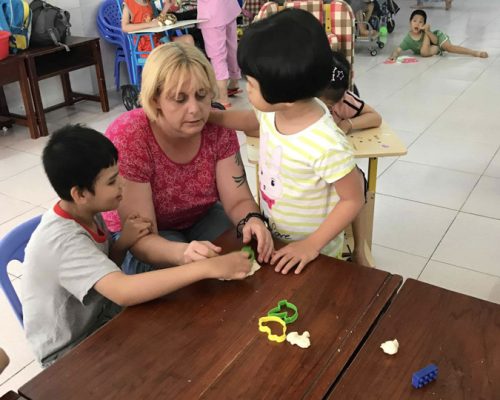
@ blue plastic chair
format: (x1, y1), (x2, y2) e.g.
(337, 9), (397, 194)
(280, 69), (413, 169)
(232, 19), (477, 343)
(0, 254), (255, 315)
(97, 0), (135, 90)
(0, 215), (42, 326)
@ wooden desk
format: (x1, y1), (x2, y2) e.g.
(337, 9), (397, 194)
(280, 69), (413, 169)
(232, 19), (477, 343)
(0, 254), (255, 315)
(19, 231), (402, 400)
(246, 122), (407, 256)
(0, 56), (39, 138)
(21, 36), (109, 137)
(329, 279), (500, 399)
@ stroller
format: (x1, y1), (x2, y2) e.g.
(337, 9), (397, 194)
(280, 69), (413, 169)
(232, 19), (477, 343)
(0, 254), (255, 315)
(369, 0), (400, 34)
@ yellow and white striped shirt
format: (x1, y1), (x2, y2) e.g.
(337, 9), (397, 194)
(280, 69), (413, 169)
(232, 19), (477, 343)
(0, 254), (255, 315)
(257, 99), (355, 258)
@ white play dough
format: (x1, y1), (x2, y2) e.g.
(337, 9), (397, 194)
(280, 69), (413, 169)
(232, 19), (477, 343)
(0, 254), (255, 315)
(380, 339), (399, 355)
(286, 331), (311, 348)
(246, 260), (261, 277)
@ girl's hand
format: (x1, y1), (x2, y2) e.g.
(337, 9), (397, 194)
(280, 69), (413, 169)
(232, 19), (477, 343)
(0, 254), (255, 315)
(120, 213), (152, 249)
(212, 251), (253, 280)
(241, 218), (274, 263)
(183, 241), (221, 263)
(270, 239), (320, 275)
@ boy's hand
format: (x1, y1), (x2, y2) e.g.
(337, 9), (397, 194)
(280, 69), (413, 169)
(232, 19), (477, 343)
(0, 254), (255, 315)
(183, 241), (221, 263)
(270, 239), (320, 275)
(213, 251), (253, 280)
(241, 218), (274, 263)
(120, 213), (152, 249)
(422, 23), (430, 32)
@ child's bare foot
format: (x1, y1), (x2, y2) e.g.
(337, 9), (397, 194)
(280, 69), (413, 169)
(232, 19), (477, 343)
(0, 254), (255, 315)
(475, 51), (488, 58)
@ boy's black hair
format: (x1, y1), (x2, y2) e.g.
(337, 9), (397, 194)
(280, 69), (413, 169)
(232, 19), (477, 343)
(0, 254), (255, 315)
(410, 9), (427, 23)
(321, 51), (351, 104)
(238, 8), (333, 104)
(42, 125), (119, 201)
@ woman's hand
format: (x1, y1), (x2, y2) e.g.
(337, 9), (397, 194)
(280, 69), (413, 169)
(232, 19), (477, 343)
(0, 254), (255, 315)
(183, 241), (222, 263)
(119, 213), (153, 250)
(270, 239), (320, 275)
(241, 217), (274, 263)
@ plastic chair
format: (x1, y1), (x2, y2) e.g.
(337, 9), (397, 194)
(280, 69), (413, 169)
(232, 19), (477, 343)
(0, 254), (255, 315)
(97, 0), (135, 90)
(0, 215), (42, 326)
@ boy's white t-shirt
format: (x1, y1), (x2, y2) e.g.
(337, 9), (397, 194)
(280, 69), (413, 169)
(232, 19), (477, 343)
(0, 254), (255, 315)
(21, 204), (121, 365)
(256, 99), (356, 258)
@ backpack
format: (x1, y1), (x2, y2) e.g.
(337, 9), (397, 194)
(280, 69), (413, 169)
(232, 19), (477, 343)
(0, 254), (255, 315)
(29, 0), (70, 50)
(0, 0), (32, 53)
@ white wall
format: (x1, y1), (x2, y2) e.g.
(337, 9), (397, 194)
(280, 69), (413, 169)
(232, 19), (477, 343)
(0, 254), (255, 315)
(4, 0), (121, 114)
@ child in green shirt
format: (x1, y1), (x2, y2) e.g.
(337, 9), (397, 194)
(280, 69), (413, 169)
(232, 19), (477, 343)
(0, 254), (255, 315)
(389, 10), (488, 60)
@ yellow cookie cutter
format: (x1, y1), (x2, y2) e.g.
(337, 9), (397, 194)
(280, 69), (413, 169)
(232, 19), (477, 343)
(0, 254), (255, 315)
(258, 316), (287, 343)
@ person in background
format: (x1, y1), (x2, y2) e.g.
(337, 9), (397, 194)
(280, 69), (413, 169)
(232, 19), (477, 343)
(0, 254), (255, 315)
(121, 0), (193, 56)
(197, 0), (242, 108)
(389, 9), (487, 60)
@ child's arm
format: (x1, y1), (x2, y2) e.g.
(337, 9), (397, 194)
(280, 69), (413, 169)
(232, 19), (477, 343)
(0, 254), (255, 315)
(109, 213), (152, 266)
(94, 251), (252, 306)
(388, 47), (403, 61)
(338, 103), (382, 133)
(422, 24), (438, 45)
(209, 110), (260, 133)
(271, 168), (365, 274)
(121, 3), (159, 33)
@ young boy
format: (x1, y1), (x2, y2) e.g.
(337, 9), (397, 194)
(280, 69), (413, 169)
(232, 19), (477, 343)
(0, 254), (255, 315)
(389, 9), (488, 60)
(210, 9), (365, 275)
(21, 125), (252, 366)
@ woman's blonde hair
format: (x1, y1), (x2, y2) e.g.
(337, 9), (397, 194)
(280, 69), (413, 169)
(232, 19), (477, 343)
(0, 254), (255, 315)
(139, 42), (218, 122)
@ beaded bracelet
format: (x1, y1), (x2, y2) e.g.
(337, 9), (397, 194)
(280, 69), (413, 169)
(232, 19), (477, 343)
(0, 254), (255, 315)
(236, 212), (269, 238)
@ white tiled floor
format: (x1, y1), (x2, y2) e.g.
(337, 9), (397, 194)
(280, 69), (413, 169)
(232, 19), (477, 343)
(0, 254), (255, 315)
(1, 0), (500, 394)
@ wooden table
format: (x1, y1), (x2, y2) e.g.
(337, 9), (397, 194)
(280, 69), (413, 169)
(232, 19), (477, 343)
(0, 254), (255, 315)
(19, 231), (402, 400)
(0, 56), (39, 138)
(246, 122), (408, 263)
(21, 36), (109, 137)
(329, 279), (500, 399)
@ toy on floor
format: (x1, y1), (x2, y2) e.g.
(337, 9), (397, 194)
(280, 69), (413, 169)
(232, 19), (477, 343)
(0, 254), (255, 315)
(380, 339), (399, 355)
(384, 56), (418, 64)
(412, 363), (438, 388)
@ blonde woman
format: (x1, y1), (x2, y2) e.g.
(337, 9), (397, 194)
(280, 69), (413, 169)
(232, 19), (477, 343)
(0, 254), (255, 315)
(104, 42), (273, 274)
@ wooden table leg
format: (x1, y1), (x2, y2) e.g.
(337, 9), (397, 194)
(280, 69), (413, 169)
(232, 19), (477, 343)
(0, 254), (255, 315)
(365, 157), (378, 248)
(60, 73), (74, 107)
(18, 61), (39, 139)
(25, 57), (49, 137)
(91, 40), (109, 112)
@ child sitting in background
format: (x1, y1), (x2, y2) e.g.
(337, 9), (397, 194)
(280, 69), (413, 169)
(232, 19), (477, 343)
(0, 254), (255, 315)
(320, 51), (381, 134)
(210, 9), (365, 275)
(320, 51), (381, 267)
(21, 125), (252, 366)
(389, 10), (487, 60)
(121, 0), (193, 55)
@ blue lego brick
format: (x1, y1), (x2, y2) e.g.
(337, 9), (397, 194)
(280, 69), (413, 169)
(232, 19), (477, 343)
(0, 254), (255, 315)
(412, 364), (438, 389)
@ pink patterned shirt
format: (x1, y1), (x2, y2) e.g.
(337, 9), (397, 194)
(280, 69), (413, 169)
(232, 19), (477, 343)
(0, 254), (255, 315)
(103, 109), (239, 232)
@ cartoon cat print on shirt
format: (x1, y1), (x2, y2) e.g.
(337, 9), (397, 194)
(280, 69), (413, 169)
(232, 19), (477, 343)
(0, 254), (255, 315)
(259, 130), (283, 210)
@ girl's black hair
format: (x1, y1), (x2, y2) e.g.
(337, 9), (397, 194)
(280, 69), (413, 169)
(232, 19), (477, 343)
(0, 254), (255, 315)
(238, 8), (333, 104)
(321, 51), (351, 104)
(42, 125), (119, 201)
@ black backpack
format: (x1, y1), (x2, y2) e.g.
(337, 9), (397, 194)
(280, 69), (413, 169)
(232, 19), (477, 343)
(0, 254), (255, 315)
(29, 0), (71, 50)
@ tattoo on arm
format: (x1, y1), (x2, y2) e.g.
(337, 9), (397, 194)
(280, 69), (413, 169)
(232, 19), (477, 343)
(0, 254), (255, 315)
(233, 152), (247, 187)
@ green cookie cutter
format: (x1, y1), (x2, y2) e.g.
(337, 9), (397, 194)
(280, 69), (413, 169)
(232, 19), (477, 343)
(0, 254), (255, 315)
(267, 299), (298, 324)
(241, 245), (255, 262)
